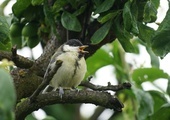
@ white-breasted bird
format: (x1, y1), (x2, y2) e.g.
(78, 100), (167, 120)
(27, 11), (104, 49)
(43, 39), (88, 97)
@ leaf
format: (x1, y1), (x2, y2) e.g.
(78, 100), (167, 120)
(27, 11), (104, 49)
(94, 0), (115, 14)
(143, 1), (157, 22)
(0, 16), (11, 51)
(151, 6), (170, 58)
(44, 2), (60, 38)
(137, 22), (155, 46)
(86, 48), (113, 78)
(123, 1), (138, 35)
(113, 16), (135, 53)
(43, 104), (78, 120)
(25, 114), (37, 120)
(150, 103), (170, 120)
(132, 68), (169, 85)
(52, 0), (68, 13)
(31, 0), (44, 5)
(151, 0), (160, 9)
(61, 11), (81, 32)
(146, 47), (160, 68)
(117, 34), (134, 53)
(148, 91), (167, 113)
(97, 11), (120, 24)
(0, 42), (11, 51)
(93, 0), (103, 7)
(111, 40), (132, 82)
(133, 87), (154, 120)
(12, 0), (31, 17)
(73, 4), (87, 16)
(0, 68), (16, 119)
(90, 20), (112, 44)
(167, 78), (170, 96)
(43, 116), (56, 120)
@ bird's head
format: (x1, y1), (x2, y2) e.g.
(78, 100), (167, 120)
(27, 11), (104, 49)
(62, 39), (88, 54)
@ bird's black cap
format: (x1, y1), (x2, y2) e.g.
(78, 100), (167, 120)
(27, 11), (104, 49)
(65, 39), (83, 46)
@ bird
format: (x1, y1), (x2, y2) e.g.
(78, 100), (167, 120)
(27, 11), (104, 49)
(43, 39), (88, 98)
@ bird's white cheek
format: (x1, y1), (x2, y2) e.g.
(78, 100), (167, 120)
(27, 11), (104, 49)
(63, 45), (79, 52)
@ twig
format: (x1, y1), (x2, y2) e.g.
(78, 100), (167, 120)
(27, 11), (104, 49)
(80, 81), (131, 91)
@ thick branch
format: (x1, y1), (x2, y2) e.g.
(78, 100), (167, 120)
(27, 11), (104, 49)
(15, 90), (124, 120)
(11, 68), (43, 101)
(0, 50), (34, 68)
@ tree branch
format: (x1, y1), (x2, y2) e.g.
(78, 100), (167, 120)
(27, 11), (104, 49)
(0, 50), (34, 68)
(15, 90), (124, 120)
(80, 81), (131, 92)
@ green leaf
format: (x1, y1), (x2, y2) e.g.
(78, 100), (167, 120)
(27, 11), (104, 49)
(12, 0), (31, 17)
(150, 103), (170, 120)
(86, 48), (113, 78)
(123, 1), (138, 34)
(94, 0), (115, 14)
(90, 20), (112, 44)
(117, 33), (135, 53)
(146, 47), (160, 68)
(52, 0), (68, 13)
(151, 0), (160, 9)
(25, 114), (37, 120)
(113, 16), (135, 53)
(0, 41), (12, 51)
(43, 104), (78, 120)
(97, 11), (120, 24)
(43, 116), (56, 120)
(67, 0), (86, 9)
(73, 4), (87, 16)
(132, 68), (169, 85)
(151, 6), (170, 58)
(93, 0), (103, 7)
(133, 88), (154, 120)
(44, 2), (60, 39)
(61, 11), (81, 32)
(167, 78), (170, 96)
(0, 68), (16, 119)
(0, 16), (10, 44)
(0, 16), (11, 51)
(111, 40), (132, 82)
(143, 1), (157, 22)
(138, 22), (155, 46)
(148, 91), (167, 113)
(31, 0), (44, 5)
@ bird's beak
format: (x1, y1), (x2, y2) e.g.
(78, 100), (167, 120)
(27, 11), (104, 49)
(79, 45), (89, 54)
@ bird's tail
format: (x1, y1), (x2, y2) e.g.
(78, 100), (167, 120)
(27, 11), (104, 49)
(42, 85), (55, 93)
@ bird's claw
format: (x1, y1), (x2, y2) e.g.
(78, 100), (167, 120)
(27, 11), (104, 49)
(59, 87), (64, 99)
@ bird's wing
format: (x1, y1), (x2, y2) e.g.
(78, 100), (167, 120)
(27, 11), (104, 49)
(44, 51), (63, 79)
(42, 52), (63, 93)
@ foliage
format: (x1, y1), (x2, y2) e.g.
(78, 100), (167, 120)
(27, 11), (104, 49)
(0, 68), (16, 120)
(1, 0), (170, 120)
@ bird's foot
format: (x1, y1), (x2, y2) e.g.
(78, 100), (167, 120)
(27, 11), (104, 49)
(71, 87), (80, 93)
(59, 87), (64, 99)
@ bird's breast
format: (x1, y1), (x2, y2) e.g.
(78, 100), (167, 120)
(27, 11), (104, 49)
(50, 52), (87, 88)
